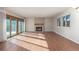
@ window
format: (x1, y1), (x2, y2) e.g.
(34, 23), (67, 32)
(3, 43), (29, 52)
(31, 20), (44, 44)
(63, 15), (70, 27)
(57, 14), (70, 27)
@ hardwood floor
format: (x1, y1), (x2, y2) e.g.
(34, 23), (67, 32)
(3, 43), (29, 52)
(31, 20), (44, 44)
(0, 32), (79, 51)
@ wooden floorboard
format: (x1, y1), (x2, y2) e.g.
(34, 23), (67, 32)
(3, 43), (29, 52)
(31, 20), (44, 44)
(0, 32), (79, 51)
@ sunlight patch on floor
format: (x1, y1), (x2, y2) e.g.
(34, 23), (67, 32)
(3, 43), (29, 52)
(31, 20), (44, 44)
(8, 32), (49, 51)
(12, 35), (48, 48)
(9, 38), (49, 51)
(21, 32), (46, 39)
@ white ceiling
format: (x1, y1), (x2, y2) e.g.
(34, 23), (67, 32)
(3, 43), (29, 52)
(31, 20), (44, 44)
(5, 7), (70, 17)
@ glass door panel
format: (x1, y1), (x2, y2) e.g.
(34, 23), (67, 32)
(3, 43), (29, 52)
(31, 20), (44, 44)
(18, 19), (25, 33)
(11, 18), (17, 36)
(20, 22), (23, 33)
(6, 16), (10, 38)
(18, 20), (21, 33)
(21, 21), (25, 32)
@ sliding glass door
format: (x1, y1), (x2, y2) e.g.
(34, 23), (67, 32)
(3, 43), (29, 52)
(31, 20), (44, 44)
(6, 16), (10, 38)
(6, 15), (25, 38)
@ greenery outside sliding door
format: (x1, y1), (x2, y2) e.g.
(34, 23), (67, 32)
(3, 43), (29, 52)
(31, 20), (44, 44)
(11, 18), (17, 36)
(6, 16), (10, 38)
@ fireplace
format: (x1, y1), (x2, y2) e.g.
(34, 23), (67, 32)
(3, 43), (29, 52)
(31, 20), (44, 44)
(36, 27), (42, 31)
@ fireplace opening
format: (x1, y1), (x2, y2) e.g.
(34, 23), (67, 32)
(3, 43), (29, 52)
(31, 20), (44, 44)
(36, 27), (42, 31)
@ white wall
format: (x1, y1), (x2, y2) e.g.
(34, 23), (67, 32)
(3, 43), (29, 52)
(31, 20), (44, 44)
(44, 18), (53, 32)
(52, 8), (79, 44)
(0, 8), (6, 42)
(25, 17), (53, 32)
(25, 17), (35, 32)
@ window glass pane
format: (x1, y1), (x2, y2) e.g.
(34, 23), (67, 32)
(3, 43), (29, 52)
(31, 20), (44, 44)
(66, 15), (70, 27)
(66, 15), (70, 20)
(66, 21), (70, 27)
